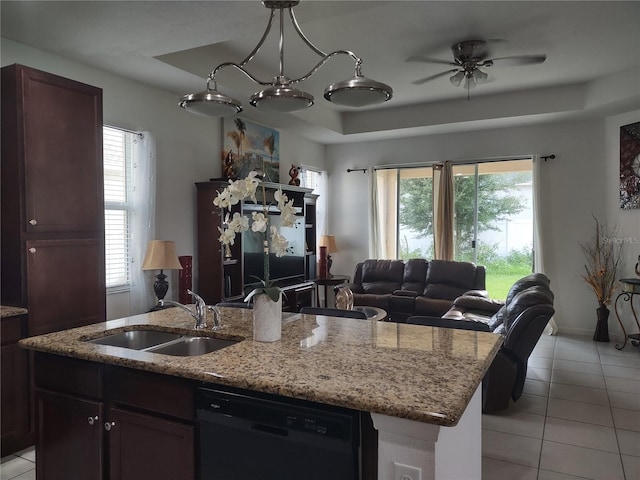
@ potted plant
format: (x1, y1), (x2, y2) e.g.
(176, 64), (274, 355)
(214, 171), (297, 341)
(579, 216), (623, 342)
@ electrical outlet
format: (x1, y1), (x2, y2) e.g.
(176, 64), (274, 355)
(393, 462), (422, 480)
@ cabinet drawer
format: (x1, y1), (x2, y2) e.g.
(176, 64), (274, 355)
(34, 353), (102, 399)
(106, 367), (194, 421)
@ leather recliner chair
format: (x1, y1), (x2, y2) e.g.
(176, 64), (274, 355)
(407, 273), (555, 413)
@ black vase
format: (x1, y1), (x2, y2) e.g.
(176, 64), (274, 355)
(593, 304), (610, 342)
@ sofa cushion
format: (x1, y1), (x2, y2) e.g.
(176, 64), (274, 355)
(361, 259), (404, 294)
(352, 293), (392, 310)
(505, 273), (551, 305)
(401, 258), (428, 293)
(425, 260), (478, 290)
(503, 285), (554, 331)
(414, 297), (453, 317)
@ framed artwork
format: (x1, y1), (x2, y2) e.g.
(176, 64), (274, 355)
(221, 118), (280, 183)
(620, 121), (640, 209)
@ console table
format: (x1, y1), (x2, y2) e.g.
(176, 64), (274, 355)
(614, 278), (640, 350)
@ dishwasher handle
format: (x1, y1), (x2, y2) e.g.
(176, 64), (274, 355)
(251, 423), (288, 437)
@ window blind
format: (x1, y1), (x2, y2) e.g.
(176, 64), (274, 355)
(103, 126), (133, 291)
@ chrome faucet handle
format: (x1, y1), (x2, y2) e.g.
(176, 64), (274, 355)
(187, 290), (208, 330)
(207, 305), (223, 331)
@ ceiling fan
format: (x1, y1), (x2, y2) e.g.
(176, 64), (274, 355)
(407, 40), (547, 95)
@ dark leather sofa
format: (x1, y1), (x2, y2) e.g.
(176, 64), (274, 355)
(407, 273), (555, 413)
(343, 258), (487, 322)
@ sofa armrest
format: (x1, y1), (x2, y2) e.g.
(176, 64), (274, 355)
(407, 316), (491, 332)
(392, 290), (418, 297)
(340, 282), (364, 294)
(453, 295), (504, 314)
(463, 289), (489, 298)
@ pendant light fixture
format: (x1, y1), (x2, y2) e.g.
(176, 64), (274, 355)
(179, 0), (393, 116)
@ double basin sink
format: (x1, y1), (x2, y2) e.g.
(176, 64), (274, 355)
(87, 329), (238, 357)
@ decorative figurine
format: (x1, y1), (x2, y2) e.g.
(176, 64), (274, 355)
(288, 164), (300, 186)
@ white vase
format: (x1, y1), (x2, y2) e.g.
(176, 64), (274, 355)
(253, 292), (282, 342)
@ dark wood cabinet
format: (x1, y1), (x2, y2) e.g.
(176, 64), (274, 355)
(1, 313), (33, 456)
(35, 389), (104, 480)
(108, 407), (194, 480)
(1, 64), (105, 335)
(196, 180), (317, 310)
(196, 181), (244, 304)
(33, 353), (196, 480)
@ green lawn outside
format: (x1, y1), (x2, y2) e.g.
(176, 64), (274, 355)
(485, 272), (530, 300)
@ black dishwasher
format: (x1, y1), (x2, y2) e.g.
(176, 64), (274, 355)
(196, 387), (360, 480)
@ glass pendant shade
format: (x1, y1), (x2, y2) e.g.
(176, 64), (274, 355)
(249, 85), (314, 112)
(473, 69), (489, 83)
(324, 76), (393, 107)
(449, 71), (465, 87)
(178, 89), (242, 117)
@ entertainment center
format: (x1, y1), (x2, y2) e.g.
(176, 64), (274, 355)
(195, 180), (318, 311)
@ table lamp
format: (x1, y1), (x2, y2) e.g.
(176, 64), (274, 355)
(319, 235), (338, 278)
(142, 240), (183, 309)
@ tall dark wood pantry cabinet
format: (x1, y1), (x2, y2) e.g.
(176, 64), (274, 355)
(1, 64), (106, 335)
(1, 64), (106, 456)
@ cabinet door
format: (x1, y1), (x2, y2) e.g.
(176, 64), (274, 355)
(27, 238), (106, 335)
(19, 65), (104, 234)
(108, 407), (194, 480)
(35, 389), (103, 480)
(0, 343), (31, 456)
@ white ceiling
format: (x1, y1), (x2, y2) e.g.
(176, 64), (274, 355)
(2, 1), (640, 143)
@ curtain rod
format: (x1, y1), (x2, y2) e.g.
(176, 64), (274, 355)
(372, 154), (537, 171)
(105, 124), (144, 138)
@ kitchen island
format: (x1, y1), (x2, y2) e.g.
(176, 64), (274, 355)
(21, 306), (502, 479)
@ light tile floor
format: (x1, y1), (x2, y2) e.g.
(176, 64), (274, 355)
(483, 333), (640, 480)
(1, 334), (638, 480)
(0, 447), (34, 480)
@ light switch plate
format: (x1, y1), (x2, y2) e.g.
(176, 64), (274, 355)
(393, 462), (422, 480)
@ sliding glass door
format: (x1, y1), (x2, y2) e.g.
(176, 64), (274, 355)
(373, 158), (533, 299)
(452, 159), (533, 298)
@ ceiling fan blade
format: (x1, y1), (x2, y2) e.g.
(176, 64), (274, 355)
(412, 69), (459, 86)
(486, 54), (547, 66)
(406, 55), (456, 66)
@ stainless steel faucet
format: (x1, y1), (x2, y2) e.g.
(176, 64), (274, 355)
(161, 289), (208, 330)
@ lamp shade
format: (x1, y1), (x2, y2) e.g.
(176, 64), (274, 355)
(319, 235), (338, 254)
(141, 240), (183, 271)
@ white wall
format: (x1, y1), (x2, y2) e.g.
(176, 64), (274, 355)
(2, 38), (325, 319)
(326, 114), (640, 337)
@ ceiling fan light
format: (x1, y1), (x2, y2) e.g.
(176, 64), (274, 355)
(178, 89), (243, 117)
(324, 76), (393, 107)
(249, 84), (314, 112)
(449, 71), (465, 87)
(463, 75), (477, 90)
(472, 68), (489, 84)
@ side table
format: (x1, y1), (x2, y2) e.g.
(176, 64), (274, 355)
(314, 275), (350, 308)
(614, 278), (640, 350)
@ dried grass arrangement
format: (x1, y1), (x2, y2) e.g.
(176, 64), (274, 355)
(579, 216), (623, 307)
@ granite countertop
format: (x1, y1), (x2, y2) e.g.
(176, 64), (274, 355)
(20, 307), (502, 427)
(1, 305), (28, 318)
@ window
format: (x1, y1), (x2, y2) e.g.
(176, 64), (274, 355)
(103, 126), (134, 292)
(373, 158), (533, 299)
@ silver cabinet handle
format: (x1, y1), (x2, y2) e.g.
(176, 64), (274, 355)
(104, 421), (116, 431)
(28, 247), (36, 254)
(88, 416), (99, 425)
(29, 219), (37, 225)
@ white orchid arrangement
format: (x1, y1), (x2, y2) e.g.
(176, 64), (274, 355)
(213, 171), (297, 302)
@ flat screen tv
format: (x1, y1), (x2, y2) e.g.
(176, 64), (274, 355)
(243, 214), (306, 287)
